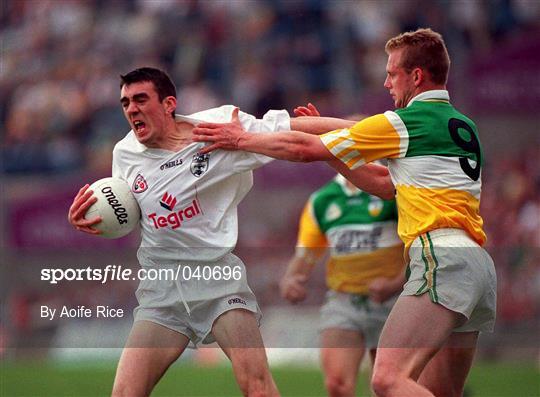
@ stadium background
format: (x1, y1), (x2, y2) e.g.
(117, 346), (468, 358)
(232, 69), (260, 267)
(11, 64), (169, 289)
(1, 0), (539, 396)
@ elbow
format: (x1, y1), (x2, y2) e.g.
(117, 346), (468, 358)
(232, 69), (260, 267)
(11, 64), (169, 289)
(375, 181), (396, 200)
(361, 178), (395, 200)
(282, 133), (328, 162)
(378, 189), (396, 201)
(288, 146), (319, 163)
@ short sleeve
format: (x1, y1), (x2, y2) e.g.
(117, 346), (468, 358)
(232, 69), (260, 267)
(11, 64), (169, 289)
(111, 146), (126, 181)
(231, 109), (291, 173)
(295, 200), (327, 263)
(320, 112), (409, 170)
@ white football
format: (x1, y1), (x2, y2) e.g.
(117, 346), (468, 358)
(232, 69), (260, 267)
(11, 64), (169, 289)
(85, 177), (141, 239)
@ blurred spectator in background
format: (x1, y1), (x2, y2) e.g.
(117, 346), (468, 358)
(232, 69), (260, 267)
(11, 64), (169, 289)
(3, 0), (539, 175)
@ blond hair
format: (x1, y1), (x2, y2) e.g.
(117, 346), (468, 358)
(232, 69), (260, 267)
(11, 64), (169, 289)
(385, 28), (450, 85)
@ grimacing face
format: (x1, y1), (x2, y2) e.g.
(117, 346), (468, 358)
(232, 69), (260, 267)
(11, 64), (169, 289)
(120, 81), (175, 147)
(383, 48), (417, 109)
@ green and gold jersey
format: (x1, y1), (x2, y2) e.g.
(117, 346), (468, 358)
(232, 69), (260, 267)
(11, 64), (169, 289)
(320, 90), (485, 252)
(297, 175), (403, 294)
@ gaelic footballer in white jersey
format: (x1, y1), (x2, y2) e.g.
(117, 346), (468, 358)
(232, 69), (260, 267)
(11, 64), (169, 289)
(112, 105), (289, 264)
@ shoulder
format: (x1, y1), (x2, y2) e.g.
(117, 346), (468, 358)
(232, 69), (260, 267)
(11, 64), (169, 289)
(113, 131), (135, 153)
(188, 105), (236, 123)
(112, 130), (146, 161)
(347, 113), (398, 133)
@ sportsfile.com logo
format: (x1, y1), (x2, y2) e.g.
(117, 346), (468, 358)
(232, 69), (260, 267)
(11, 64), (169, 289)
(149, 192), (202, 230)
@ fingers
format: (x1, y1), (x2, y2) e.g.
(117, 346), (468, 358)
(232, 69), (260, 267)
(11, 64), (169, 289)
(193, 127), (217, 137)
(76, 225), (103, 235)
(77, 215), (102, 227)
(70, 184), (89, 206)
(68, 184), (103, 235)
(194, 122), (220, 130)
(197, 143), (221, 155)
(307, 102), (320, 116)
(294, 107), (311, 117)
(284, 287), (306, 303)
(293, 103), (320, 117)
(69, 190), (97, 222)
(280, 277), (307, 303)
(231, 107), (240, 123)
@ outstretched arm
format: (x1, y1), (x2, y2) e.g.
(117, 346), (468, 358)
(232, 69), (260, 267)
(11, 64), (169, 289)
(194, 108), (338, 161)
(193, 108), (395, 199)
(290, 116), (355, 135)
(289, 102), (358, 135)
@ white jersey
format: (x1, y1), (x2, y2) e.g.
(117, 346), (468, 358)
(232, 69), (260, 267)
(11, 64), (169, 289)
(112, 105), (290, 264)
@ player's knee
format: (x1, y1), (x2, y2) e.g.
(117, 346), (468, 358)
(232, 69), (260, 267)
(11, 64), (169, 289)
(325, 374), (354, 397)
(371, 365), (399, 397)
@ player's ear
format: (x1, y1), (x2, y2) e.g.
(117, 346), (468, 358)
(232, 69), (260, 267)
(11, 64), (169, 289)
(412, 68), (423, 87)
(163, 96), (177, 115)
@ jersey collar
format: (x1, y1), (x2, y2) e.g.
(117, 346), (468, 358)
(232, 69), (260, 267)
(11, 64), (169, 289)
(407, 90), (450, 107)
(175, 114), (204, 125)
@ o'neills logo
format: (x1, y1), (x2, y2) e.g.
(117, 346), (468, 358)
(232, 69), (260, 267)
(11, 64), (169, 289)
(148, 199), (201, 230)
(228, 297), (246, 306)
(101, 187), (128, 225)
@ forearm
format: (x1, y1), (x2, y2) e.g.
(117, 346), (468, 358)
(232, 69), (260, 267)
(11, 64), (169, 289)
(290, 116), (356, 135)
(284, 255), (315, 279)
(329, 161), (395, 200)
(237, 130), (333, 162)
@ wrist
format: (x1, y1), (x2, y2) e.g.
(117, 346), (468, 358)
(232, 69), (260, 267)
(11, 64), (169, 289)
(235, 132), (249, 150)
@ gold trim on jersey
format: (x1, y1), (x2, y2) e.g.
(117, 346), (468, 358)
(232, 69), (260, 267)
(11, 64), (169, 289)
(320, 114), (402, 169)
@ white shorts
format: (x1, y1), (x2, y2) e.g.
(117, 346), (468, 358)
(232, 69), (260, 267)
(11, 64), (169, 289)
(133, 253), (261, 346)
(402, 229), (497, 333)
(320, 290), (397, 349)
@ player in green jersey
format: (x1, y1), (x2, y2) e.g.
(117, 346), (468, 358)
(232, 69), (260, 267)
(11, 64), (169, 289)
(281, 174), (404, 397)
(193, 28), (496, 397)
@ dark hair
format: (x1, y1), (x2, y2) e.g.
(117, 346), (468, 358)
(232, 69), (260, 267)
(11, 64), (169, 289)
(385, 28), (450, 85)
(120, 67), (177, 101)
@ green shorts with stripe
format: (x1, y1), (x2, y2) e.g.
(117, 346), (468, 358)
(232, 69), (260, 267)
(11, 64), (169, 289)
(402, 228), (497, 333)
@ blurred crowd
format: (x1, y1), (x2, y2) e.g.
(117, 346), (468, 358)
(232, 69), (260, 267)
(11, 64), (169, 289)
(482, 147), (540, 327)
(2, 0), (540, 174)
(1, 0), (539, 350)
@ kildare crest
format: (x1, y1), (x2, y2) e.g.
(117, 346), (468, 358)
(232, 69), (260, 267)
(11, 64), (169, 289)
(190, 153), (209, 177)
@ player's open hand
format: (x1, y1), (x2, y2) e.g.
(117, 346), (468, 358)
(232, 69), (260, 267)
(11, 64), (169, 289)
(280, 274), (308, 304)
(293, 103), (320, 117)
(68, 184), (102, 235)
(193, 107), (245, 154)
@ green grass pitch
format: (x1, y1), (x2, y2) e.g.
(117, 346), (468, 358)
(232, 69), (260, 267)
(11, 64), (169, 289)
(1, 360), (538, 396)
